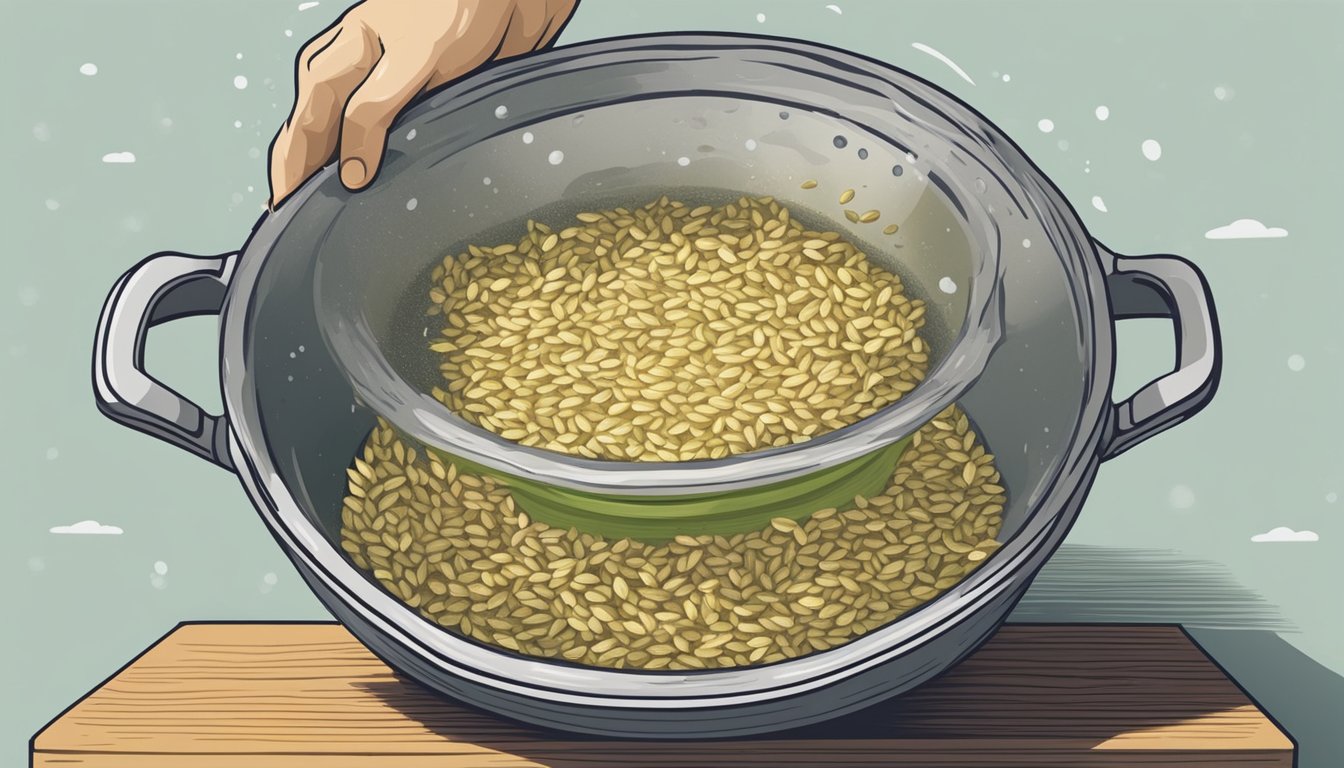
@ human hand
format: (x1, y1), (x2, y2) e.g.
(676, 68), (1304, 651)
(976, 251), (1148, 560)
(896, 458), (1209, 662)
(268, 0), (579, 208)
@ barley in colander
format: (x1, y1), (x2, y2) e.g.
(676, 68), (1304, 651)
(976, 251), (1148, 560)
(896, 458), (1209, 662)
(425, 195), (928, 461)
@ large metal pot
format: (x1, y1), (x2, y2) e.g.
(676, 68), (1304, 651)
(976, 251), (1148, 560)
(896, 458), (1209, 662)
(92, 34), (1220, 738)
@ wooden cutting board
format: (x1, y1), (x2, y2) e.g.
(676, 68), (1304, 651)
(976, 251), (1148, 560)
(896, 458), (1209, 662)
(31, 622), (1293, 767)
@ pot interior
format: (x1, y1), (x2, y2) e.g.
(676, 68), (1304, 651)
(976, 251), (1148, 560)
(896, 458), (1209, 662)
(230, 36), (1101, 676)
(239, 170), (1091, 649)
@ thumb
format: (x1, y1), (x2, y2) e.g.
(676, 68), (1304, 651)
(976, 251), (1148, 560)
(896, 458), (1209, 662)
(338, 54), (432, 190)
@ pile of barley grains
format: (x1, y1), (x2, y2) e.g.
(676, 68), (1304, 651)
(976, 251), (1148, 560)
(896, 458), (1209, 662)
(339, 403), (1004, 670)
(425, 195), (929, 461)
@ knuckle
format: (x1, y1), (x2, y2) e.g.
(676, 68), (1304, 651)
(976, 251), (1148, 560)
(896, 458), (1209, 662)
(298, 41), (337, 73)
(297, 36), (326, 61)
(298, 26), (370, 80)
(294, 108), (325, 133)
(298, 56), (343, 88)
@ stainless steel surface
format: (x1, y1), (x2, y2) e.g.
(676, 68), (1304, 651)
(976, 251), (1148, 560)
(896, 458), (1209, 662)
(93, 251), (236, 470)
(1099, 246), (1221, 461)
(94, 33), (1221, 737)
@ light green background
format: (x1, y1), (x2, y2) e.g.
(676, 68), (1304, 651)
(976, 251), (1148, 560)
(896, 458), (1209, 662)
(5, 0), (1341, 764)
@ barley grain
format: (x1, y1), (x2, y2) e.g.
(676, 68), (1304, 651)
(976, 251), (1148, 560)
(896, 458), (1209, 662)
(341, 403), (1004, 671)
(426, 196), (927, 462)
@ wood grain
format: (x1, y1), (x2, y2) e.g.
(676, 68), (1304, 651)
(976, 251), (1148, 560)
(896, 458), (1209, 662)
(31, 623), (1294, 767)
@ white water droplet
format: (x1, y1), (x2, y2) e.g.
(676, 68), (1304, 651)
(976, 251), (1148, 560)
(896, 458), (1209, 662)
(826, 4), (842, 14)
(1037, 118), (1054, 133)
(1001, 73), (1011, 82)
(1022, 238), (1031, 248)
(1095, 105), (1109, 121)
(744, 139), (758, 151)
(233, 120), (242, 128)
(1141, 139), (1162, 161)
(548, 150), (564, 165)
(677, 156), (690, 166)
(1287, 354), (1305, 372)
(1091, 195), (1108, 213)
(405, 128), (417, 140)
(284, 29), (294, 37)
(522, 131), (534, 144)
(483, 177), (492, 186)
(494, 105), (508, 119)
(45, 199), (59, 211)
(263, 572), (278, 585)
(233, 75), (248, 90)
(406, 198), (418, 211)
(154, 560), (168, 575)
(46, 447), (59, 460)
(909, 42), (977, 86)
(938, 276), (957, 294)
(756, 12), (766, 22)
(1214, 85), (1232, 101)
(79, 62), (98, 76)
(1168, 485), (1195, 510)
(235, 52), (243, 60)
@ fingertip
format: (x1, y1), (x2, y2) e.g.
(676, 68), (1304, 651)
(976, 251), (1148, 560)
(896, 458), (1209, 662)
(340, 157), (368, 189)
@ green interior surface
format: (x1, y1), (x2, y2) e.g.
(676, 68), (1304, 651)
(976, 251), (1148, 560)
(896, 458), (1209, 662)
(420, 436), (913, 542)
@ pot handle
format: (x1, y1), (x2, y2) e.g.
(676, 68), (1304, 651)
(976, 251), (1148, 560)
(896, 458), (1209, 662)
(1099, 243), (1221, 461)
(93, 251), (237, 471)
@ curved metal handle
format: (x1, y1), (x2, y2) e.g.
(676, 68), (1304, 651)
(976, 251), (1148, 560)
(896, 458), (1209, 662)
(1099, 244), (1221, 461)
(93, 251), (238, 471)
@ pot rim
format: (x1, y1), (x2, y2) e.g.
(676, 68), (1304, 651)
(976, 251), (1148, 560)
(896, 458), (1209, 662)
(221, 32), (1114, 706)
